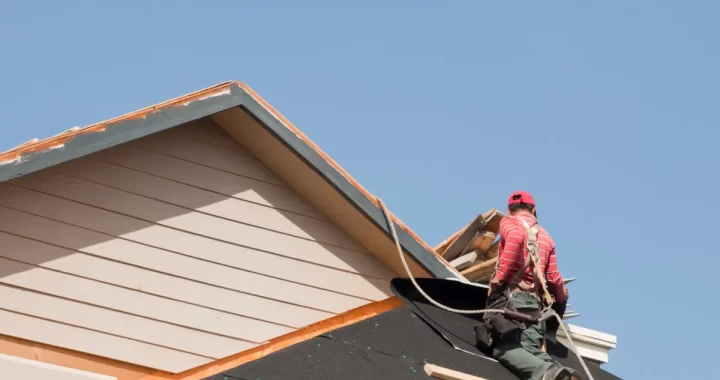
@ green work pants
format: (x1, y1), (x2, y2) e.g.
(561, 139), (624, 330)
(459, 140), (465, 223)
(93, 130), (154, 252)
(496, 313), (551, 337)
(492, 291), (558, 380)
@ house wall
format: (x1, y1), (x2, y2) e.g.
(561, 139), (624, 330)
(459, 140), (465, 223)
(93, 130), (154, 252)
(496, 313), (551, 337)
(0, 118), (395, 373)
(210, 107), (434, 279)
(0, 353), (116, 380)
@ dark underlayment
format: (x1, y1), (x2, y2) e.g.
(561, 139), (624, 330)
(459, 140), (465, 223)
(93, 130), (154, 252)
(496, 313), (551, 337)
(207, 278), (621, 380)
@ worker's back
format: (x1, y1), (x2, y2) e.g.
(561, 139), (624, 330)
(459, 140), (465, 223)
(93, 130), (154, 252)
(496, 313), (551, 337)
(496, 211), (564, 292)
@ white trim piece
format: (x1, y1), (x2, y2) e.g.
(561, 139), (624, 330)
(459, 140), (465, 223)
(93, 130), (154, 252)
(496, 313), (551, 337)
(0, 353), (117, 380)
(555, 336), (610, 364)
(557, 324), (617, 364)
(562, 324), (617, 345)
(449, 252), (478, 271)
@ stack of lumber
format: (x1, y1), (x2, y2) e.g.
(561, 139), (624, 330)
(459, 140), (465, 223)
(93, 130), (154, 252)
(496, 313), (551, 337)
(435, 209), (504, 284)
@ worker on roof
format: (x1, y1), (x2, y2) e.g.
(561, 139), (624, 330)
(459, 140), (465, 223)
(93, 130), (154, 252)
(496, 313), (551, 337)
(483, 191), (574, 380)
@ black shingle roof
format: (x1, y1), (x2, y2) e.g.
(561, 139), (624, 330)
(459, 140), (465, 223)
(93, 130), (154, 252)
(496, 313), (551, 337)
(206, 278), (621, 380)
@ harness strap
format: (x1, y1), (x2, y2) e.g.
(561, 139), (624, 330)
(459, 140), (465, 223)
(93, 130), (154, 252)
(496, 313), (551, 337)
(511, 217), (555, 307)
(509, 218), (538, 288)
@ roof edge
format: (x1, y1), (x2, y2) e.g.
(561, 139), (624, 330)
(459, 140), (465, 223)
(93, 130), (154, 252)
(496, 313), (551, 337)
(0, 81), (457, 279)
(234, 83), (458, 279)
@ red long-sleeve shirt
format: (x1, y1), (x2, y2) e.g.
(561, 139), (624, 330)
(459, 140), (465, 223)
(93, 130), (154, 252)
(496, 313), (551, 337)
(492, 211), (565, 300)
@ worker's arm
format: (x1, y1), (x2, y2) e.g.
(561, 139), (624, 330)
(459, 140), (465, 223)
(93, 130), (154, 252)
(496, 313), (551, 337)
(545, 246), (568, 303)
(489, 218), (524, 293)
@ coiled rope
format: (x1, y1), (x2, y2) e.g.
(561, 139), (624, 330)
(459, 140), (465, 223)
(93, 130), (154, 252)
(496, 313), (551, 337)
(376, 197), (594, 380)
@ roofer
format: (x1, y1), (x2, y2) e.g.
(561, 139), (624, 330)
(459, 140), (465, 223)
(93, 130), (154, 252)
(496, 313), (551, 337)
(482, 191), (574, 380)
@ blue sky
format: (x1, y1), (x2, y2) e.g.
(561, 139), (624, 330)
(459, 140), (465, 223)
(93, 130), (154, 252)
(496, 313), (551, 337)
(2, 1), (717, 378)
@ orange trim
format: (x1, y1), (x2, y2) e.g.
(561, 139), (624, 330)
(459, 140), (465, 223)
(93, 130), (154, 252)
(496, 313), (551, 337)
(137, 296), (404, 380)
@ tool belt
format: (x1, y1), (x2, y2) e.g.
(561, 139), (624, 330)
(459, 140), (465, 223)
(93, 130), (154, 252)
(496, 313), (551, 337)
(475, 216), (556, 353)
(474, 283), (544, 353)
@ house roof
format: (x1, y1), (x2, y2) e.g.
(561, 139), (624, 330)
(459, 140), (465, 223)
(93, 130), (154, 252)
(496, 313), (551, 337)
(0, 81), (456, 279)
(205, 278), (622, 380)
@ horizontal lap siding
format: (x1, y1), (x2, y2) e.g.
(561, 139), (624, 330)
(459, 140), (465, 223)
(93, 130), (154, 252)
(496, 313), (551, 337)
(0, 119), (394, 373)
(0, 352), (116, 380)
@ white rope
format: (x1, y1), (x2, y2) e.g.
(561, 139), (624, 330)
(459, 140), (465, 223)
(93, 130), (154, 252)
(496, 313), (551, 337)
(376, 197), (594, 380)
(377, 197), (506, 315)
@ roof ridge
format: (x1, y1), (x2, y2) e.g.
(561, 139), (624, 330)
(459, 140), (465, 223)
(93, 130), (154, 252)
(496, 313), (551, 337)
(0, 81), (238, 160)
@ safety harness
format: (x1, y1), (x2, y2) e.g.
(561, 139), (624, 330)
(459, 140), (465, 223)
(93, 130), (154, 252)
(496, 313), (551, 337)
(481, 216), (556, 341)
(511, 217), (555, 307)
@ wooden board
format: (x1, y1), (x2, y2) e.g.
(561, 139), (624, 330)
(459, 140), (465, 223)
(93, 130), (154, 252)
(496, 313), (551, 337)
(484, 240), (501, 260)
(440, 215), (486, 261)
(448, 251), (478, 271)
(468, 231), (496, 254)
(461, 256), (498, 283)
(483, 209), (505, 235)
(424, 363), (488, 380)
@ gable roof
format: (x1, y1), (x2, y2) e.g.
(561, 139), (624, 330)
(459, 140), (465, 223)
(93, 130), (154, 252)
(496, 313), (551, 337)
(0, 81), (457, 280)
(206, 278), (622, 380)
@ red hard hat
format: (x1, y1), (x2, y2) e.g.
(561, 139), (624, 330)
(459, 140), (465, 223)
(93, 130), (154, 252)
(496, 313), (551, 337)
(508, 191), (535, 207)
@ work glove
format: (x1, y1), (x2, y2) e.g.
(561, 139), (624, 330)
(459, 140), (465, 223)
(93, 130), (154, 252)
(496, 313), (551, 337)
(545, 300), (567, 336)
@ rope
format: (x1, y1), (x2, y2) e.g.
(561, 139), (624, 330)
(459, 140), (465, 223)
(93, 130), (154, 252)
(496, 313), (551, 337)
(376, 197), (595, 380)
(377, 197), (506, 316)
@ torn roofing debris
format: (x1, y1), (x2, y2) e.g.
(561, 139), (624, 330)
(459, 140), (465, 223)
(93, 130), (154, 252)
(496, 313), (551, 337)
(206, 279), (621, 380)
(0, 81), (457, 280)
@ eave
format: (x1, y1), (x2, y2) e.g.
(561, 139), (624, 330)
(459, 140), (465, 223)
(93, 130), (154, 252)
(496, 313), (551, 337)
(556, 324), (618, 364)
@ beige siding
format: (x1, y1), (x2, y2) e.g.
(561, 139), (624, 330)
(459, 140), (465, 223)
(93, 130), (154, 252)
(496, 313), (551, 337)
(0, 353), (117, 380)
(0, 119), (395, 373)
